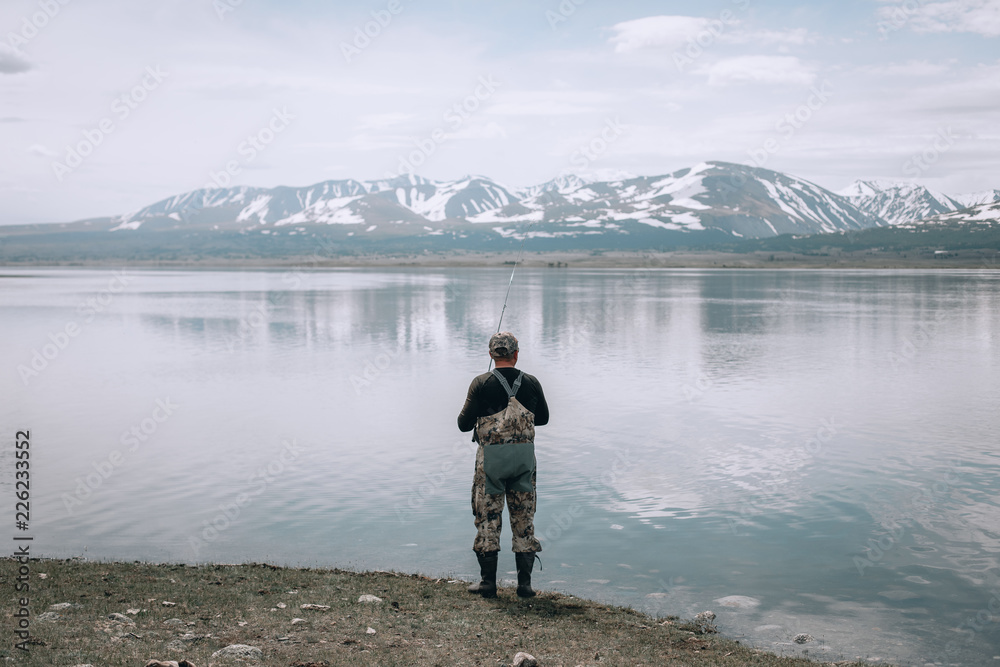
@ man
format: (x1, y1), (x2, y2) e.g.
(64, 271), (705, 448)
(457, 331), (549, 599)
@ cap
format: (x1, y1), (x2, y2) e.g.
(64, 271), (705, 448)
(489, 331), (519, 358)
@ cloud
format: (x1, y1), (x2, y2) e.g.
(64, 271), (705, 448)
(609, 16), (712, 53)
(28, 145), (57, 158)
(728, 28), (812, 46)
(889, 0), (1000, 37)
(698, 56), (817, 86)
(0, 181), (30, 194)
(446, 121), (507, 140)
(0, 44), (32, 74)
(355, 113), (415, 131)
(859, 60), (953, 77)
(487, 90), (608, 116)
(609, 15), (813, 54)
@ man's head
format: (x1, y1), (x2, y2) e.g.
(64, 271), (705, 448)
(489, 331), (519, 366)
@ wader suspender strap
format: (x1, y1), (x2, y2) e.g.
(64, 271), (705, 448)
(491, 369), (523, 398)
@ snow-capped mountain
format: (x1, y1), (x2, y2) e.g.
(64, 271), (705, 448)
(839, 180), (965, 226)
(106, 162), (882, 241)
(5, 163), (997, 263)
(954, 190), (1000, 208)
(112, 174), (517, 229)
(472, 162), (881, 237)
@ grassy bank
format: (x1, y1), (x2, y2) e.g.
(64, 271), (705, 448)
(1, 559), (874, 667)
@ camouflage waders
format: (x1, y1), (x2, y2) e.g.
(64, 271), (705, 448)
(472, 369), (542, 554)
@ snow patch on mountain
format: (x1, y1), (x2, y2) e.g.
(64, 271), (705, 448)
(920, 202), (1000, 226)
(672, 197), (710, 210)
(110, 219), (143, 231)
(276, 197), (365, 225)
(237, 195), (273, 224)
(638, 163), (711, 202)
(468, 209), (544, 224)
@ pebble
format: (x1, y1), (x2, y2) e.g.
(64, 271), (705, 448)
(48, 602), (74, 610)
(793, 633), (815, 644)
(513, 651), (538, 667)
(37, 612), (61, 622)
(165, 639), (187, 652)
(358, 594), (383, 603)
(366, 627), (377, 634)
(300, 604), (331, 611)
(276, 602), (287, 609)
(108, 613), (136, 625)
(291, 618), (306, 625)
(163, 618), (185, 626)
(162, 601), (177, 607)
(211, 644), (263, 660)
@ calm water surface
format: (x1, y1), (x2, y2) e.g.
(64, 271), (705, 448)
(2, 267), (998, 665)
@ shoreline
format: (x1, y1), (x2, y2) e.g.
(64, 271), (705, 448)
(0, 249), (997, 270)
(2, 557), (877, 666)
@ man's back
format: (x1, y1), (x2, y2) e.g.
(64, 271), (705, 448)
(457, 367), (549, 434)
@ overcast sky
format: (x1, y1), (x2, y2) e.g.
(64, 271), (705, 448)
(1, 0), (998, 224)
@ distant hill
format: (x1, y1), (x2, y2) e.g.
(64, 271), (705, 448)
(734, 201), (1000, 258)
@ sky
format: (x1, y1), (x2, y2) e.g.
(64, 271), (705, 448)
(1, 0), (999, 225)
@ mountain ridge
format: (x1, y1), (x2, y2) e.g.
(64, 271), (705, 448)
(3, 162), (997, 265)
(102, 161), (886, 241)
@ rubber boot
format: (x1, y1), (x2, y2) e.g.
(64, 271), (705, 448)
(468, 551), (498, 598)
(515, 552), (537, 598)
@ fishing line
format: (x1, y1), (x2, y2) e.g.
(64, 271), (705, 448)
(488, 219), (535, 371)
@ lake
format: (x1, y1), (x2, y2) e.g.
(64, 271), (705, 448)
(2, 266), (998, 665)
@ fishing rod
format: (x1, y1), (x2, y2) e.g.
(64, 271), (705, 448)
(487, 220), (535, 371)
